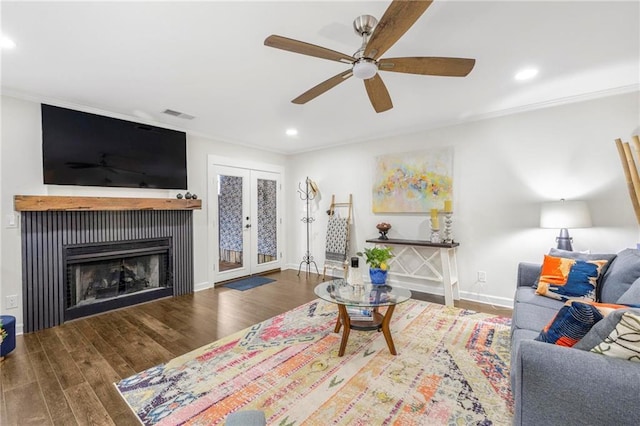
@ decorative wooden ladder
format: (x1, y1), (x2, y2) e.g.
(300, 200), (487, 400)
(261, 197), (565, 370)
(615, 135), (640, 225)
(323, 194), (353, 280)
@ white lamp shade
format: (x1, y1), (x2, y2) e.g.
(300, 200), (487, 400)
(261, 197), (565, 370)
(540, 200), (592, 229)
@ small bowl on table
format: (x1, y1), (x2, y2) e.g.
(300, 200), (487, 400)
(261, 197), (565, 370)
(376, 223), (391, 240)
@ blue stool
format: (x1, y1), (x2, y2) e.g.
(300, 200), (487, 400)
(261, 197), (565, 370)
(225, 410), (266, 426)
(0, 315), (16, 358)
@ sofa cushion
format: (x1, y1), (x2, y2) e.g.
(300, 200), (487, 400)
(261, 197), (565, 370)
(515, 287), (566, 310)
(535, 255), (609, 302)
(512, 301), (559, 333)
(601, 249), (640, 303)
(535, 301), (627, 347)
(574, 308), (640, 363)
(511, 328), (540, 362)
(616, 275), (640, 305)
(518, 262), (542, 288)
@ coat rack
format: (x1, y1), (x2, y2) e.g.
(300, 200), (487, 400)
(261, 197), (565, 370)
(298, 177), (319, 277)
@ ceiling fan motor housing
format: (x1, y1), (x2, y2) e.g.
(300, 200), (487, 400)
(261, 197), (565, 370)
(352, 15), (379, 79)
(353, 15), (378, 37)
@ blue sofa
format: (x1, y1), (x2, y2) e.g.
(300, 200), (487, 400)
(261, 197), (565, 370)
(510, 248), (640, 426)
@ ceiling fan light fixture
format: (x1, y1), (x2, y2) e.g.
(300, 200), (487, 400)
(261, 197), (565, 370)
(353, 59), (378, 80)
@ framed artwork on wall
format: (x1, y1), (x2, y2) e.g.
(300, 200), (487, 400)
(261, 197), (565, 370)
(372, 147), (453, 213)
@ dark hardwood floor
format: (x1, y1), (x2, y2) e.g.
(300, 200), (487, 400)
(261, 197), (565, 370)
(0, 270), (511, 425)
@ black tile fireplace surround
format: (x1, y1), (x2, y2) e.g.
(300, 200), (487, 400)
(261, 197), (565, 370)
(21, 210), (194, 332)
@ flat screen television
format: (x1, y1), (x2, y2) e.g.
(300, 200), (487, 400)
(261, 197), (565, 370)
(41, 104), (187, 189)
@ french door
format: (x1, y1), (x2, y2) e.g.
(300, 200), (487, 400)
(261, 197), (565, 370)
(211, 164), (281, 283)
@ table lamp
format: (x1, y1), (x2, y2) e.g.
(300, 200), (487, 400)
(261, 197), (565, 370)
(540, 199), (592, 251)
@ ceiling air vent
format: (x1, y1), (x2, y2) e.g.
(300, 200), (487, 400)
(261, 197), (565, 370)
(162, 109), (195, 120)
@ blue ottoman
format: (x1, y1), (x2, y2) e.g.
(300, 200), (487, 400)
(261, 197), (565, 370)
(0, 315), (16, 357)
(225, 410), (266, 426)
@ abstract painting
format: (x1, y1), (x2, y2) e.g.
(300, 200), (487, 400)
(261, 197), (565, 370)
(372, 147), (453, 213)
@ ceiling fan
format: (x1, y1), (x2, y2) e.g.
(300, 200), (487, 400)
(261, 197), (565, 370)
(264, 0), (475, 113)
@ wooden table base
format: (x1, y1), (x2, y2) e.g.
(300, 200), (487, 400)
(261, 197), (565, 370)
(335, 304), (397, 356)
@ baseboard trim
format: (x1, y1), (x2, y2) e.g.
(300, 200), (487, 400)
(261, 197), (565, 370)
(14, 323), (24, 337)
(458, 291), (513, 309)
(194, 281), (212, 292)
(282, 264), (515, 308)
(284, 263), (323, 276)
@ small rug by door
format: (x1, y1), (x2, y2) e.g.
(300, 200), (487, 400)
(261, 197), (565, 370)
(115, 299), (513, 425)
(220, 276), (275, 291)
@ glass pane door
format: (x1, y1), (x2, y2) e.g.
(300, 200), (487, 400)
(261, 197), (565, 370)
(216, 167), (250, 280)
(251, 171), (280, 273)
(212, 165), (281, 282)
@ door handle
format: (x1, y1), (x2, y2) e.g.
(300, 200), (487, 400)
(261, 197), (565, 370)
(245, 224), (251, 228)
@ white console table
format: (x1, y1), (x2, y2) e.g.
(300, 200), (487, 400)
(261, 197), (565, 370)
(365, 238), (460, 306)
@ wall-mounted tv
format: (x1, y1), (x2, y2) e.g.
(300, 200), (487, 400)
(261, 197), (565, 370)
(41, 104), (187, 189)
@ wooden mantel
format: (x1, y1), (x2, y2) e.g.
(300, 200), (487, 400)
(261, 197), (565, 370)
(14, 195), (202, 211)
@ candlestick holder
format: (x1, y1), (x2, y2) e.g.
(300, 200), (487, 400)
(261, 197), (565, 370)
(430, 227), (441, 243)
(430, 217), (441, 243)
(443, 212), (454, 243)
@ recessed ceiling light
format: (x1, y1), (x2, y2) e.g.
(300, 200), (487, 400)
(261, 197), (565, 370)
(514, 68), (538, 81)
(286, 128), (298, 137)
(1, 35), (16, 50)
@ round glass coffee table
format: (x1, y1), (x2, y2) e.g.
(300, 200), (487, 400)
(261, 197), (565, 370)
(315, 279), (412, 357)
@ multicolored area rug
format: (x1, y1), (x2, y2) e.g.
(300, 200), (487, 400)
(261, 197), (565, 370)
(115, 299), (513, 425)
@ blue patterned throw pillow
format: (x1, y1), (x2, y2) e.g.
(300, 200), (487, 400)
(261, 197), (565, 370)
(536, 300), (628, 347)
(535, 255), (609, 302)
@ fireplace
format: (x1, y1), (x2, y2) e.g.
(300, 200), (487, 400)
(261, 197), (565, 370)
(19, 207), (196, 332)
(64, 238), (173, 321)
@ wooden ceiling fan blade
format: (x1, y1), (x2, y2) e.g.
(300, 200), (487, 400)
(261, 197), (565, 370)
(264, 35), (354, 64)
(364, 0), (434, 60)
(364, 74), (393, 113)
(378, 57), (476, 76)
(292, 70), (353, 104)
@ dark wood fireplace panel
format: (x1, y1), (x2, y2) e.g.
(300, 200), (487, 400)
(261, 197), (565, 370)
(21, 210), (194, 332)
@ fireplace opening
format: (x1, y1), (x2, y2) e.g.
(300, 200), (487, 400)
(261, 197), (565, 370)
(64, 238), (173, 320)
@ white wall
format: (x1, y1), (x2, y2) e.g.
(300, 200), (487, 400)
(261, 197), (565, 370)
(286, 91), (640, 306)
(0, 95), (286, 333)
(1, 96), (43, 333)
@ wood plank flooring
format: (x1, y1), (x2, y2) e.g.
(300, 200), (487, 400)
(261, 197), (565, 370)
(0, 270), (511, 425)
